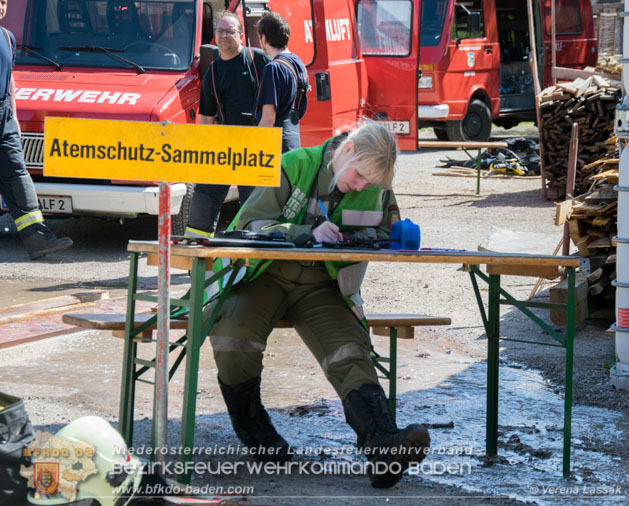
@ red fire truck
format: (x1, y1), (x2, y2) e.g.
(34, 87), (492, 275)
(418, 0), (597, 141)
(1, 0), (412, 229)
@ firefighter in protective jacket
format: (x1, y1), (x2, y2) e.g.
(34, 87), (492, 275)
(208, 122), (431, 489)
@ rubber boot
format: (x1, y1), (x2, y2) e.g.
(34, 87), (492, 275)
(20, 224), (72, 260)
(343, 384), (430, 488)
(218, 376), (292, 462)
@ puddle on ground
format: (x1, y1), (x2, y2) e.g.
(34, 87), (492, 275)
(0, 277), (128, 308)
(399, 364), (628, 504)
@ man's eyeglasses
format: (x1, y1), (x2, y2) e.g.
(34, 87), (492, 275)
(216, 28), (240, 36)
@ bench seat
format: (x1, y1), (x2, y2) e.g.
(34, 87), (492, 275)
(63, 311), (450, 416)
(63, 312), (451, 340)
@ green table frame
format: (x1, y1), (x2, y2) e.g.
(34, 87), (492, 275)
(119, 242), (578, 481)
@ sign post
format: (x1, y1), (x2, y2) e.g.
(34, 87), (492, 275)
(44, 117), (282, 462)
(155, 181), (170, 460)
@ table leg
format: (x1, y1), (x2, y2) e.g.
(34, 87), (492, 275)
(389, 327), (397, 421)
(486, 274), (500, 459)
(179, 257), (206, 484)
(563, 267), (576, 476)
(475, 149), (483, 195)
(119, 252), (139, 445)
(462, 148), (483, 195)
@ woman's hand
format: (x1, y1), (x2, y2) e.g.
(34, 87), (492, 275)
(313, 221), (343, 243)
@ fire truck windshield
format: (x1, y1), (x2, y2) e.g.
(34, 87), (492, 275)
(420, 0), (449, 47)
(16, 0), (195, 71)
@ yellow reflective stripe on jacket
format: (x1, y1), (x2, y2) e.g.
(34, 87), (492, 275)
(184, 227), (213, 238)
(15, 210), (44, 231)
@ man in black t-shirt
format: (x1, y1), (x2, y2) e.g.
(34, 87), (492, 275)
(256, 11), (308, 153)
(185, 12), (269, 238)
(0, 0), (72, 259)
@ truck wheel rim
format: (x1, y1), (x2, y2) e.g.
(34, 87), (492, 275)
(463, 113), (482, 139)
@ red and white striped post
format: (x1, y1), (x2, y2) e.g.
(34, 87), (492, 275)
(153, 182), (170, 458)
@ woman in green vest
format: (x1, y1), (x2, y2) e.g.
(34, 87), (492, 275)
(211, 122), (430, 488)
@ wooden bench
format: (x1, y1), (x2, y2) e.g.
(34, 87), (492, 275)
(63, 312), (450, 415)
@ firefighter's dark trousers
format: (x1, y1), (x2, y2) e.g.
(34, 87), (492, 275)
(0, 98), (41, 232)
(208, 260), (379, 401)
(186, 184), (253, 236)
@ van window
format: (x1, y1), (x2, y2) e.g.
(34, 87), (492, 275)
(356, 0), (413, 56)
(542, 0), (582, 36)
(421, 0), (449, 47)
(452, 0), (485, 40)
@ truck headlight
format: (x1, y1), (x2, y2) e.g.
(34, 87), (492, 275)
(418, 76), (433, 89)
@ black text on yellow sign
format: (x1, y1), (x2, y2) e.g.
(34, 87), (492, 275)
(44, 117), (282, 186)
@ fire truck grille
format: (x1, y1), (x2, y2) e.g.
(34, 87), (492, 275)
(21, 133), (44, 169)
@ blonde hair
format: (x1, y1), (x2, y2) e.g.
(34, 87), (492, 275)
(329, 121), (398, 191)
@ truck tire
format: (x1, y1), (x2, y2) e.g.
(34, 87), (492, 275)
(171, 183), (194, 236)
(434, 126), (448, 141)
(445, 100), (492, 142)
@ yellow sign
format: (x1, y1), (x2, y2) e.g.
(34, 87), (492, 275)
(44, 117), (282, 186)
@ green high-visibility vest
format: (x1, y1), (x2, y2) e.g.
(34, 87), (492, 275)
(217, 138), (387, 324)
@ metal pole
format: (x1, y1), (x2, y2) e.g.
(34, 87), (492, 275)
(563, 267), (576, 476)
(119, 252), (139, 445)
(242, 0), (250, 46)
(526, 0), (548, 200)
(475, 149), (482, 195)
(526, 0), (542, 97)
(485, 274), (500, 460)
(551, 0), (556, 85)
(562, 123), (579, 261)
(153, 182), (170, 463)
(389, 327), (398, 421)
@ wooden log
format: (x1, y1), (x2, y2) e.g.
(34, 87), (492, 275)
(550, 276), (589, 325)
(555, 200), (574, 225)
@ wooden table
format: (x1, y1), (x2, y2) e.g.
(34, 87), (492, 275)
(419, 141), (509, 194)
(120, 241), (579, 480)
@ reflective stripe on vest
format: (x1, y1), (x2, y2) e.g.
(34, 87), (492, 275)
(15, 210), (43, 231)
(307, 197), (323, 216)
(341, 209), (383, 227)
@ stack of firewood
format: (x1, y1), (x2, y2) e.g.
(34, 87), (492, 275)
(564, 136), (622, 302)
(538, 76), (621, 200)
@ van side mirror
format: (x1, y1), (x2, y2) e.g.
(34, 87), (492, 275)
(468, 12), (481, 35)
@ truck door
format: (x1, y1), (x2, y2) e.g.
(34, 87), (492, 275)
(540, 0), (597, 87)
(355, 0), (420, 150)
(442, 0), (499, 135)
